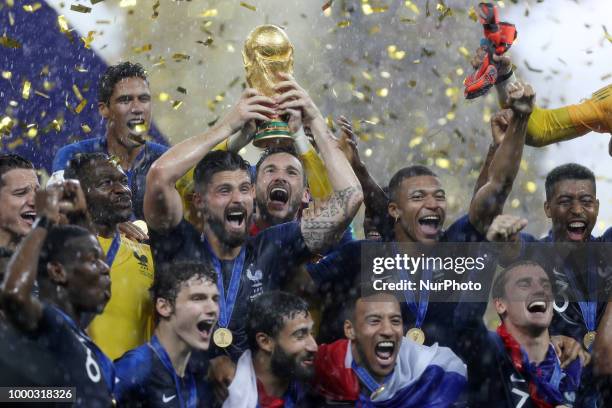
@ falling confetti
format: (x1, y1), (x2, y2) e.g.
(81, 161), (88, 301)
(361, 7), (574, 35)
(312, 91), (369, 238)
(70, 4), (92, 13)
(152, 1), (160, 19)
(199, 9), (218, 17)
(177, 87), (187, 94)
(22, 81), (31, 100)
(337, 20), (351, 28)
(239, 2), (257, 12)
(2, 71), (12, 79)
(81, 124), (92, 133)
(172, 53), (191, 61)
(321, 0), (333, 12)
(81, 31), (95, 49)
(23, 3), (42, 12)
(0, 34), (21, 48)
(604, 25), (612, 43)
(132, 44), (152, 53)
(172, 100), (183, 110)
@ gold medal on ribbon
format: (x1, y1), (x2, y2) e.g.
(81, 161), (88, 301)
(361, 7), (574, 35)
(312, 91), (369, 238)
(213, 328), (233, 348)
(370, 385), (386, 400)
(406, 327), (426, 345)
(583, 331), (596, 349)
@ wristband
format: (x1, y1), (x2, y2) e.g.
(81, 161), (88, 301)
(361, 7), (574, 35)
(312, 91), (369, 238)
(495, 69), (514, 84)
(33, 216), (53, 230)
(293, 128), (311, 155)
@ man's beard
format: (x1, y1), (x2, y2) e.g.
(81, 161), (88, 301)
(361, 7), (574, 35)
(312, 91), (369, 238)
(205, 210), (248, 248)
(270, 343), (315, 382)
(255, 189), (303, 227)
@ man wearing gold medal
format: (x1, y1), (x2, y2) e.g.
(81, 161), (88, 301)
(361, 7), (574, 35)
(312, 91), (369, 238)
(308, 80), (536, 348)
(489, 163), (612, 406)
(312, 291), (467, 406)
(456, 260), (586, 407)
(144, 32), (363, 405)
(114, 262), (219, 407)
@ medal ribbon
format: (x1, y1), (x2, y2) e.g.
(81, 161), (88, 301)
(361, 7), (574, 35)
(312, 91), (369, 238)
(104, 232), (122, 268)
(562, 254), (597, 348)
(203, 239), (246, 328)
(350, 359), (392, 399)
(52, 306), (116, 394)
(148, 335), (197, 408)
(393, 244), (431, 329)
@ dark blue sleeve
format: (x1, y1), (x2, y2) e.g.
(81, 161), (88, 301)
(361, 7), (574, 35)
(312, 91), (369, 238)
(443, 214), (486, 242)
(51, 143), (80, 172)
(257, 221), (312, 266)
(306, 240), (362, 288)
(114, 346), (153, 402)
(601, 227), (612, 242)
(518, 232), (538, 242)
(149, 219), (198, 265)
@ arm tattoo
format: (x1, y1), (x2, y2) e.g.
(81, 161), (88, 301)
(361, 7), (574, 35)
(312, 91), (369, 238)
(302, 185), (363, 254)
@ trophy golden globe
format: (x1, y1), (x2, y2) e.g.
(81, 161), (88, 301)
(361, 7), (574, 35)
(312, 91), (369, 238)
(243, 25), (295, 148)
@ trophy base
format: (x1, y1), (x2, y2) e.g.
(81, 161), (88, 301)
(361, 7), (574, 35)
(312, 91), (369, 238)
(253, 121), (294, 149)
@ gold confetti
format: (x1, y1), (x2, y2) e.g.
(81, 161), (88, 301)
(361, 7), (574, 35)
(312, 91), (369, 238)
(6, 0), (14, 6)
(81, 124), (92, 133)
(172, 53), (190, 61)
(525, 181), (537, 193)
(240, 2), (257, 11)
(22, 81), (31, 100)
(70, 4), (91, 13)
(322, 0), (333, 11)
(96, 20), (110, 24)
(23, 3), (42, 12)
(75, 99), (87, 114)
(409, 136), (422, 148)
(226, 44), (235, 53)
(58, 15), (69, 32)
(435, 158), (450, 169)
(400, 18), (416, 24)
(0, 34), (21, 48)
(177, 87), (187, 94)
(34, 90), (50, 99)
(91, 0), (105, 4)
(26, 126), (38, 138)
(75, 65), (89, 73)
(510, 198), (520, 209)
(119, 0), (136, 7)
(380, 71), (390, 79)
(362, 71), (373, 81)
(152, 0), (160, 19)
(0, 116), (14, 134)
(458, 46), (470, 57)
(376, 88), (389, 97)
(51, 119), (62, 132)
(603, 26), (612, 44)
(158, 92), (170, 102)
(9, 100), (18, 107)
(199, 8), (218, 17)
(81, 31), (95, 49)
(387, 45), (406, 60)
(468, 5), (477, 22)
(404, 0), (420, 14)
(72, 84), (84, 101)
(408, 80), (417, 87)
(362, 3), (374, 15)
(172, 100), (183, 110)
(196, 37), (214, 46)
(524, 60), (543, 73)
(1, 71), (12, 79)
(364, 148), (373, 157)
(132, 44), (152, 53)
(337, 20), (351, 28)
(8, 12), (14, 26)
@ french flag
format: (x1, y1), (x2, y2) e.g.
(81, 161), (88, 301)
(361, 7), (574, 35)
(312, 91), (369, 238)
(314, 338), (467, 407)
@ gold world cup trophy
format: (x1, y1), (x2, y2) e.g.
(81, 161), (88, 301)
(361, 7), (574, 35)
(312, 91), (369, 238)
(243, 25), (295, 148)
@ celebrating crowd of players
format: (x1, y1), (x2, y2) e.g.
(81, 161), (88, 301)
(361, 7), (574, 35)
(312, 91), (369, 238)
(0, 54), (611, 408)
